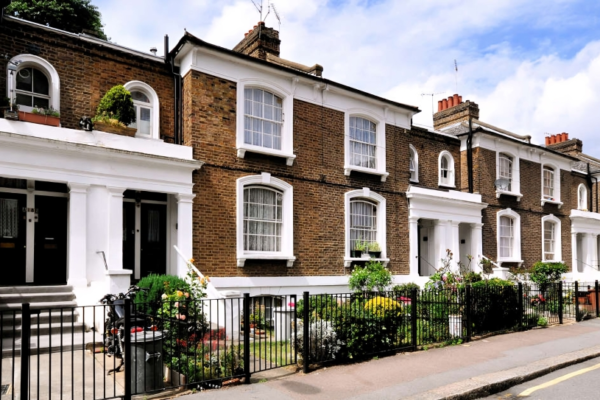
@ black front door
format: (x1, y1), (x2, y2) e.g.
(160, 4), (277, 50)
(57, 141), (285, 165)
(140, 203), (166, 277)
(123, 202), (136, 274)
(0, 193), (27, 285)
(34, 196), (67, 285)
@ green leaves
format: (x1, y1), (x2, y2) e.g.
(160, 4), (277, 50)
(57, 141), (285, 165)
(95, 85), (136, 126)
(530, 262), (568, 288)
(6, 0), (107, 40)
(348, 261), (392, 293)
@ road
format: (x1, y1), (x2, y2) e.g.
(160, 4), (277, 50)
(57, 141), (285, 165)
(482, 356), (600, 400)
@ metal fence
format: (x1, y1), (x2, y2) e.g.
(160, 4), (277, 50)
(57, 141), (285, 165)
(2, 282), (600, 399)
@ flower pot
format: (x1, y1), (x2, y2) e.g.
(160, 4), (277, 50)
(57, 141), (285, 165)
(170, 369), (187, 386)
(93, 120), (137, 137)
(4, 109), (18, 120)
(368, 251), (382, 259)
(350, 250), (361, 258)
(18, 111), (60, 127)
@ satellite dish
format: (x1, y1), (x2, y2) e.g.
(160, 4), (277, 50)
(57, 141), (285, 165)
(494, 178), (510, 191)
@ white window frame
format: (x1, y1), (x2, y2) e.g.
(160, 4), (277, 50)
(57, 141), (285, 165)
(496, 208), (522, 264)
(344, 109), (388, 182)
(577, 184), (588, 211)
(236, 80), (295, 166)
(409, 144), (418, 183)
(6, 54), (60, 113)
(541, 214), (562, 262)
(495, 151), (522, 201)
(236, 172), (295, 267)
(540, 163), (562, 208)
(438, 151), (455, 188)
(124, 81), (160, 140)
(344, 187), (387, 267)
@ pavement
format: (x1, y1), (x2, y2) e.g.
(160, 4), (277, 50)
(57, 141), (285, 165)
(184, 319), (600, 400)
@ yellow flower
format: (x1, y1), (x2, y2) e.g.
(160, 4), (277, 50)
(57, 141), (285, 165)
(176, 290), (183, 297)
(189, 258), (195, 264)
(364, 296), (401, 318)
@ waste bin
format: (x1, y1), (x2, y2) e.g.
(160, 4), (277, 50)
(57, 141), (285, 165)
(129, 331), (165, 394)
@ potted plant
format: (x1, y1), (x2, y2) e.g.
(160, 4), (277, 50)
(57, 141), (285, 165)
(4, 99), (18, 120)
(19, 106), (60, 127)
(92, 85), (137, 137)
(368, 242), (382, 259)
(351, 240), (364, 258)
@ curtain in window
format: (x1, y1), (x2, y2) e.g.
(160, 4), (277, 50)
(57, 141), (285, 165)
(543, 221), (555, 261)
(244, 88), (283, 150)
(147, 209), (160, 243)
(0, 198), (19, 238)
(409, 148), (416, 181)
(543, 167), (554, 199)
(579, 186), (587, 209)
(350, 199), (377, 250)
(499, 216), (513, 258)
(440, 155), (453, 184)
(499, 154), (512, 191)
(244, 187), (283, 252)
(349, 117), (377, 169)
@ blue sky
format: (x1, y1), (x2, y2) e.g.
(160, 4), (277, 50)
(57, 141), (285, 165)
(95, 0), (600, 154)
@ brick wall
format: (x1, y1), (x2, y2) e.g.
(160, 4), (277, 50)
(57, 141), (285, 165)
(183, 69), (459, 278)
(0, 19), (175, 141)
(472, 147), (587, 271)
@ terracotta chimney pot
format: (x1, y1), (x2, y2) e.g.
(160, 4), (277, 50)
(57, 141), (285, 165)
(453, 94), (459, 105)
(562, 133), (569, 141)
(458, 95), (463, 103)
(551, 135), (557, 144)
(448, 97), (454, 107)
(545, 136), (550, 146)
(438, 100), (443, 112)
(442, 99), (448, 110)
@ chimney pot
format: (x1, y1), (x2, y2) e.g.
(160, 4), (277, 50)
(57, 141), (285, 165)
(545, 136), (550, 146)
(564, 132), (569, 140)
(253, 25), (258, 29)
(448, 97), (454, 107)
(453, 94), (459, 105)
(458, 95), (463, 103)
(244, 32), (248, 37)
(442, 99), (448, 110)
(550, 135), (556, 144)
(438, 100), (443, 112)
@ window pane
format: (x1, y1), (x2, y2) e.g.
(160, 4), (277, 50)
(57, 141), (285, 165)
(349, 117), (377, 169)
(0, 198), (19, 238)
(244, 187), (283, 252)
(138, 107), (151, 135)
(243, 88), (283, 150)
(33, 97), (49, 109)
(147, 209), (160, 242)
(16, 68), (32, 91)
(33, 69), (49, 95)
(350, 199), (377, 251)
(16, 93), (32, 107)
(131, 90), (150, 103)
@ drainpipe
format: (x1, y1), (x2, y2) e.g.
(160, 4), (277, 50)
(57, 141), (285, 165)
(165, 35), (182, 145)
(467, 117), (474, 193)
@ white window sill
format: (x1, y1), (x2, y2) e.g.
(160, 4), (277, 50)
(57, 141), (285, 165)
(542, 260), (564, 264)
(237, 145), (296, 166)
(237, 253), (296, 267)
(344, 165), (389, 182)
(438, 183), (456, 189)
(496, 190), (523, 201)
(344, 257), (389, 268)
(496, 258), (524, 268)
(541, 198), (563, 208)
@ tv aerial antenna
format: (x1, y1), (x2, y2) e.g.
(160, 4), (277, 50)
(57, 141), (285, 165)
(421, 92), (445, 116)
(250, 1), (281, 35)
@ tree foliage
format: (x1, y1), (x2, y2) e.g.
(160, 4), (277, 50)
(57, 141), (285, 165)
(95, 85), (136, 125)
(348, 261), (392, 293)
(6, 0), (106, 40)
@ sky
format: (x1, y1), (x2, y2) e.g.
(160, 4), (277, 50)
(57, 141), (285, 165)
(96, 0), (600, 154)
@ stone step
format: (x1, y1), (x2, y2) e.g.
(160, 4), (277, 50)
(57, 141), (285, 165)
(1, 311), (79, 330)
(1, 330), (97, 358)
(0, 285), (73, 295)
(2, 321), (89, 338)
(0, 292), (76, 306)
(0, 300), (78, 311)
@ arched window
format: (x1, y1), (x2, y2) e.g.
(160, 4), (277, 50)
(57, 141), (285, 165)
(7, 54), (60, 113)
(236, 173), (294, 267)
(542, 214), (562, 262)
(409, 145), (418, 182)
(543, 166), (554, 200)
(497, 209), (521, 262)
(124, 81), (160, 139)
(498, 153), (513, 192)
(345, 188), (387, 265)
(244, 88), (283, 150)
(578, 184), (588, 210)
(349, 116), (377, 169)
(438, 151), (455, 187)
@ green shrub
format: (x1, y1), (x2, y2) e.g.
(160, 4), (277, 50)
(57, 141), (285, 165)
(95, 85), (136, 125)
(529, 262), (568, 290)
(470, 278), (514, 288)
(463, 272), (483, 284)
(348, 261), (392, 293)
(392, 283), (421, 293)
(296, 295), (339, 322)
(134, 274), (190, 314)
(537, 317), (548, 327)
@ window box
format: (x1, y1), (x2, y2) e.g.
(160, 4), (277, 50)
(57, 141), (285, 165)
(18, 111), (59, 127)
(344, 257), (389, 268)
(93, 120), (137, 137)
(541, 198), (563, 208)
(495, 190), (523, 201)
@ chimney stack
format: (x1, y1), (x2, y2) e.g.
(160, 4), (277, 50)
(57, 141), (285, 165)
(546, 132), (582, 156)
(433, 94), (480, 130)
(233, 21), (281, 60)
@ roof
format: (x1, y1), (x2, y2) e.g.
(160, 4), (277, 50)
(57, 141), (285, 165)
(170, 31), (420, 114)
(2, 15), (166, 63)
(447, 120), (580, 162)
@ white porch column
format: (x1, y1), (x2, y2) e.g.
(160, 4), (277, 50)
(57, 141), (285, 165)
(449, 221), (460, 271)
(434, 220), (449, 270)
(409, 216), (419, 277)
(107, 187), (126, 271)
(572, 232), (579, 276)
(67, 182), (90, 287)
(584, 233), (596, 275)
(470, 223), (484, 273)
(176, 193), (196, 277)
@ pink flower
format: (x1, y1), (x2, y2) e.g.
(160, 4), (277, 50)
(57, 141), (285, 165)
(174, 302), (179, 307)
(442, 275), (448, 282)
(288, 302), (295, 308)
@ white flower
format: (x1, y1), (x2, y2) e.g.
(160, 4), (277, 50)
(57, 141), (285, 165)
(161, 293), (167, 299)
